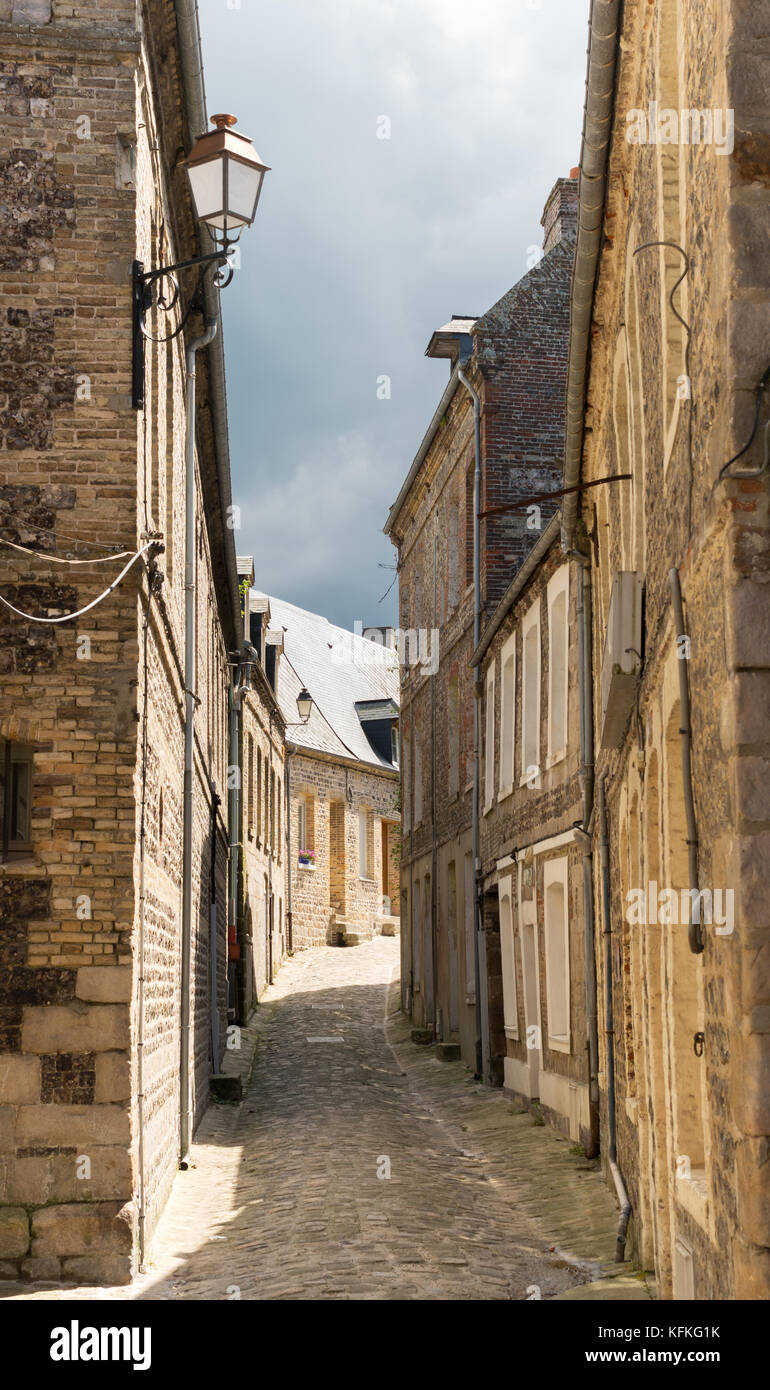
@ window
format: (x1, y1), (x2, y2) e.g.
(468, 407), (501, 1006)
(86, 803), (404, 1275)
(447, 675), (459, 800)
(521, 599), (541, 786)
(464, 463), (474, 587)
(498, 875), (518, 1039)
(448, 488), (460, 611)
(1, 741), (33, 860)
(499, 634), (516, 797)
(413, 563), (422, 632)
(298, 792), (315, 861)
(246, 734), (254, 835)
(391, 723), (399, 767)
(359, 808), (373, 879)
(484, 663), (495, 810)
(256, 749), (262, 841)
(402, 727), (411, 832)
(655, 0), (687, 461)
(543, 857), (570, 1050)
(270, 769), (275, 849)
(547, 568), (569, 767)
(276, 777), (281, 859)
(414, 733), (423, 826)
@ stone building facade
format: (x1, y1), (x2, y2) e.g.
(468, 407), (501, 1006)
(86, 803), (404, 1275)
(385, 177), (576, 1076)
(473, 518), (593, 1145)
(0, 0), (249, 1283)
(234, 566), (287, 1018)
(262, 594), (400, 950)
(561, 0), (770, 1300)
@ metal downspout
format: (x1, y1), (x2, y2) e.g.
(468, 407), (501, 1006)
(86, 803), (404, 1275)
(458, 367), (484, 1080)
(561, 0), (623, 552)
(431, 514), (438, 1037)
(285, 750), (293, 952)
(669, 567), (704, 954)
(208, 781), (221, 1071)
(180, 317), (217, 1169)
(572, 547), (600, 1158)
(597, 773), (632, 1260)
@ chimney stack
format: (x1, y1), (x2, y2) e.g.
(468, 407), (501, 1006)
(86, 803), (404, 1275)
(540, 170), (579, 255)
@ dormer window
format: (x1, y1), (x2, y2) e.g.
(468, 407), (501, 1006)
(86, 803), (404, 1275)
(355, 698), (400, 766)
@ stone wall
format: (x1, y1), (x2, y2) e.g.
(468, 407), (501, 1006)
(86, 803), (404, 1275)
(390, 182), (575, 1072)
(241, 678), (286, 1004)
(0, 0), (237, 1283)
(575, 0), (770, 1300)
(287, 751), (398, 950)
(478, 540), (590, 1138)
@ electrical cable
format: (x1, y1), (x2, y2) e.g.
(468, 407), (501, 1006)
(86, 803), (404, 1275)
(0, 542), (153, 624)
(0, 536), (138, 565)
(718, 364), (770, 479)
(0, 522), (130, 553)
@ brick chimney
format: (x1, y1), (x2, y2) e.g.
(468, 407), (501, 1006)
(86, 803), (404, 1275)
(540, 169), (579, 254)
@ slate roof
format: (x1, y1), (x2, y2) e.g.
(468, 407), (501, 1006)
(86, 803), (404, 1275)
(256, 592), (400, 770)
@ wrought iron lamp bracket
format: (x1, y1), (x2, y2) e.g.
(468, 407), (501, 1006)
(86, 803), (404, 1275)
(131, 233), (240, 409)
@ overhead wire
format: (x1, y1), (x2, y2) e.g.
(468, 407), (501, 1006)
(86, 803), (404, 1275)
(0, 542), (154, 624)
(0, 536), (138, 565)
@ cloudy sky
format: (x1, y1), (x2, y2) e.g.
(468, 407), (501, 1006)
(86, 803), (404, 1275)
(198, 0), (589, 630)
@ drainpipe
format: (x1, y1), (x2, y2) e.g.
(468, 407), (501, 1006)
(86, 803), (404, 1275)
(227, 678), (239, 1005)
(430, 513), (439, 1038)
(285, 750), (293, 951)
(597, 772), (632, 1260)
(458, 366), (484, 1080)
(669, 567), (704, 955)
(180, 317), (217, 1170)
(571, 547), (600, 1158)
(561, 0), (623, 552)
(208, 780), (221, 1070)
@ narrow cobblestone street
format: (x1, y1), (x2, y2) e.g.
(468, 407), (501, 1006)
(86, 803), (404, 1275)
(2, 938), (653, 1302)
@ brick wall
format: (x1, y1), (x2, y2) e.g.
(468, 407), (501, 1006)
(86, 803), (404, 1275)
(389, 180), (576, 1070)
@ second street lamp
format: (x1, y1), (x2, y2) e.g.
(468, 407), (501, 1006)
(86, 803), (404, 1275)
(295, 689), (313, 724)
(132, 113), (270, 409)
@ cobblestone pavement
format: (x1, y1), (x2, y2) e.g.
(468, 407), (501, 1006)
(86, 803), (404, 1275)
(1, 937), (653, 1301)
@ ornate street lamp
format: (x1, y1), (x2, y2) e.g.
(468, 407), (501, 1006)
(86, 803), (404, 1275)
(132, 114), (270, 408)
(184, 113), (269, 234)
(296, 688), (313, 723)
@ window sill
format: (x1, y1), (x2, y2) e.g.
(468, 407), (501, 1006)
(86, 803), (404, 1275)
(497, 783), (513, 803)
(546, 749), (566, 771)
(483, 801), (494, 816)
(519, 771), (541, 791)
(675, 1168), (709, 1230)
(359, 876), (377, 884)
(547, 1034), (571, 1055)
(504, 1024), (519, 1041)
(297, 863), (316, 872)
(0, 851), (36, 869)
